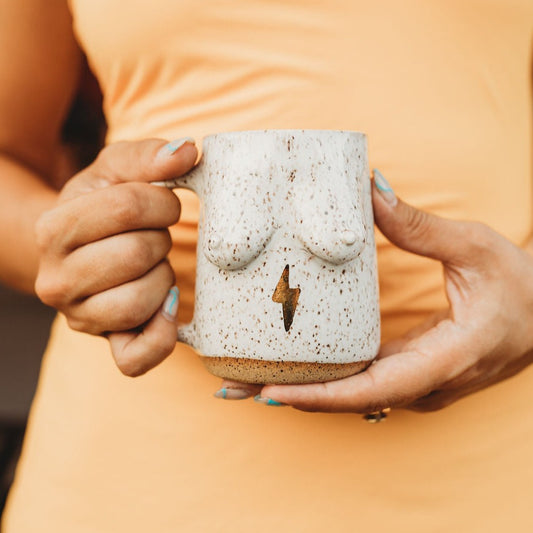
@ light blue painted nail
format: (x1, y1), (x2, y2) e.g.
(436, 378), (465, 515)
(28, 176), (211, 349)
(373, 169), (393, 192)
(266, 398), (284, 406)
(254, 395), (285, 406)
(373, 169), (397, 206)
(164, 137), (195, 155)
(215, 387), (228, 399)
(214, 387), (253, 400)
(161, 286), (179, 321)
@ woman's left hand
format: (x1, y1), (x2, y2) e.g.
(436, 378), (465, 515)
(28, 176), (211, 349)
(218, 174), (533, 413)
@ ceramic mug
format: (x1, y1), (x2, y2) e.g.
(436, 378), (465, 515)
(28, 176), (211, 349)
(158, 130), (380, 384)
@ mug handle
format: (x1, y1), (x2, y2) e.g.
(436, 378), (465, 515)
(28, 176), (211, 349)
(151, 164), (204, 348)
(150, 163), (203, 193)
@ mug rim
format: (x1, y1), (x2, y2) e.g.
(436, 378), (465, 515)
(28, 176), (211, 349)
(202, 129), (367, 141)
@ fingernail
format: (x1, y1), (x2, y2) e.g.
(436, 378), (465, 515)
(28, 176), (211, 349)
(254, 395), (286, 406)
(214, 387), (253, 400)
(163, 137), (195, 155)
(161, 286), (179, 322)
(373, 169), (397, 206)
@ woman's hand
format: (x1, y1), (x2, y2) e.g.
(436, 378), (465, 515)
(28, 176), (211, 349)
(221, 171), (533, 412)
(35, 138), (197, 377)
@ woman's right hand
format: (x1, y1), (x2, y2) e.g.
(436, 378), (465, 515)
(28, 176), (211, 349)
(35, 138), (197, 376)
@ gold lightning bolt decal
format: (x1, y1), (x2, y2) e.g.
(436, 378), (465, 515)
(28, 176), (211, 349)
(272, 264), (301, 332)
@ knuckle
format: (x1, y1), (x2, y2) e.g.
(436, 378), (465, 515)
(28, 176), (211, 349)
(164, 194), (182, 225)
(161, 259), (176, 285)
(449, 221), (501, 270)
(94, 143), (113, 163)
(94, 142), (126, 167)
(65, 315), (85, 333)
(150, 258), (176, 289)
(117, 359), (149, 378)
(160, 334), (178, 356)
(159, 230), (173, 256)
(91, 148), (111, 177)
(146, 335), (176, 362)
(117, 301), (152, 330)
(96, 288), (161, 332)
(34, 275), (56, 305)
(110, 184), (146, 228)
(404, 207), (432, 242)
(65, 300), (111, 336)
(65, 314), (99, 336)
(34, 210), (59, 251)
(128, 235), (157, 272)
(465, 221), (495, 250)
(34, 272), (69, 308)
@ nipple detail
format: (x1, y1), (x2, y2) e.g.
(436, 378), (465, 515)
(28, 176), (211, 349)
(341, 230), (358, 245)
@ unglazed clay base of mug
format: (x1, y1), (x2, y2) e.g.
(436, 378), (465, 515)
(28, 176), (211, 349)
(200, 355), (374, 384)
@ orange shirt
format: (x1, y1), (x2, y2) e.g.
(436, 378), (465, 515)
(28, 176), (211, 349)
(4, 1), (533, 532)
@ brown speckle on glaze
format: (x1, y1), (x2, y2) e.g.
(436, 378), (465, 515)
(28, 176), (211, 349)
(176, 130), (380, 384)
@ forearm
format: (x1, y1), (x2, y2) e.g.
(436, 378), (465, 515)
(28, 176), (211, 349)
(0, 0), (84, 294)
(0, 153), (57, 293)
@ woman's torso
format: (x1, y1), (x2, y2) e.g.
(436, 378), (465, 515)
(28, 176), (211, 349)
(3, 1), (533, 531)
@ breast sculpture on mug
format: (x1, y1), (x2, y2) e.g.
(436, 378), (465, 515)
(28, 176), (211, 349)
(157, 130), (380, 384)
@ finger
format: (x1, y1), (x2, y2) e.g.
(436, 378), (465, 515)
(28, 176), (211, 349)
(261, 352), (436, 413)
(36, 182), (181, 253)
(66, 259), (175, 335)
(378, 310), (449, 359)
(214, 380), (263, 400)
(261, 351), (448, 413)
(36, 229), (172, 308)
(60, 137), (198, 201)
(62, 229), (172, 299)
(108, 286), (180, 377)
(372, 170), (490, 267)
(408, 388), (472, 413)
(261, 321), (467, 413)
(408, 349), (533, 412)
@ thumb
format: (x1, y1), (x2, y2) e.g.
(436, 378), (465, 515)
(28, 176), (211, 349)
(372, 169), (475, 266)
(60, 137), (197, 202)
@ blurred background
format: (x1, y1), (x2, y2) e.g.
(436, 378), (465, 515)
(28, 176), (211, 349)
(0, 288), (55, 511)
(0, 57), (106, 514)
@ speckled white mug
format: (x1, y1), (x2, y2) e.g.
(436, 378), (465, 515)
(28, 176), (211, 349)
(164, 130), (380, 384)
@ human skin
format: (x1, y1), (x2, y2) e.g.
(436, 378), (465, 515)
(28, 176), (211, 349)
(0, 0), (80, 293)
(2, 0), (532, 410)
(240, 183), (533, 412)
(0, 0), (198, 376)
(34, 139), (198, 376)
